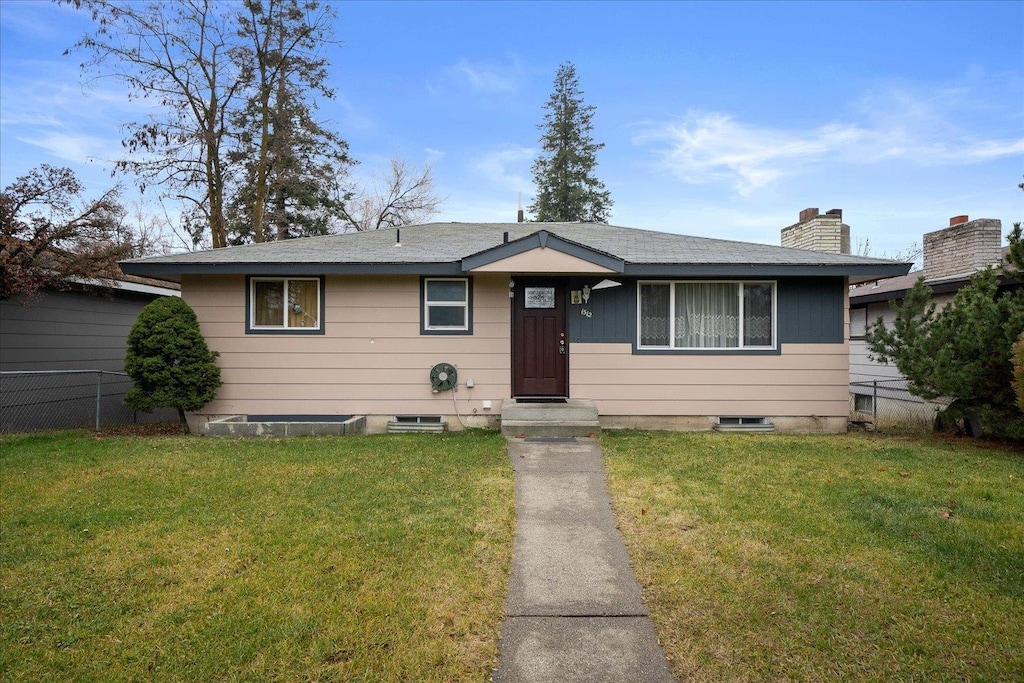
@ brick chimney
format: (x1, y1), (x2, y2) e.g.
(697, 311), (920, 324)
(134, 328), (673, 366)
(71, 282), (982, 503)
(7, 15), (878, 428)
(781, 208), (850, 254)
(922, 215), (1002, 280)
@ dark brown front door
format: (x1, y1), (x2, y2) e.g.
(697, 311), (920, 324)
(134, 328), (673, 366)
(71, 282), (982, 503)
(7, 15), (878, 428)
(512, 278), (568, 397)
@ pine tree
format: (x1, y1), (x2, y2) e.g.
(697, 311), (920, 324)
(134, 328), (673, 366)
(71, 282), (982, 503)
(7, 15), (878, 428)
(866, 268), (1024, 435)
(529, 62), (612, 223)
(124, 297), (222, 434)
(228, 0), (353, 243)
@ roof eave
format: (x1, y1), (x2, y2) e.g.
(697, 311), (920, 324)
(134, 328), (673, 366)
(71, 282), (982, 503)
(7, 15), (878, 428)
(461, 230), (625, 273)
(119, 261), (468, 281)
(122, 259), (912, 282)
(624, 263), (912, 279)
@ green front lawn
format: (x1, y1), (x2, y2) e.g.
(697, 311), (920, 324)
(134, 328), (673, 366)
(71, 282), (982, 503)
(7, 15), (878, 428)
(603, 432), (1024, 682)
(0, 431), (514, 682)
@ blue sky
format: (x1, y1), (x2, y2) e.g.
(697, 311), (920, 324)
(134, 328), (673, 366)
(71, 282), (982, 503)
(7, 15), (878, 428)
(1, 0), (1021, 257)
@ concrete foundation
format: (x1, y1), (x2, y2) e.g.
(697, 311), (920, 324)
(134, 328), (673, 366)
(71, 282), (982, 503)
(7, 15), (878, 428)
(205, 415), (366, 437)
(195, 409), (846, 437)
(600, 415), (847, 434)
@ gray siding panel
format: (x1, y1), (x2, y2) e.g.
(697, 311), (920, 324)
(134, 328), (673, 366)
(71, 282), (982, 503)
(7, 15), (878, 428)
(568, 276), (845, 347)
(1, 288), (181, 430)
(778, 277), (844, 344)
(568, 277), (634, 343)
(0, 289), (167, 372)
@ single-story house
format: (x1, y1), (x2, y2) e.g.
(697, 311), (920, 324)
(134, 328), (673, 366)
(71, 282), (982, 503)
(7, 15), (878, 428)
(120, 221), (909, 434)
(850, 214), (1014, 427)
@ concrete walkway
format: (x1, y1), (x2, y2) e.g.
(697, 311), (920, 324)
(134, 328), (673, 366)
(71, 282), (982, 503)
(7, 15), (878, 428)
(493, 438), (674, 682)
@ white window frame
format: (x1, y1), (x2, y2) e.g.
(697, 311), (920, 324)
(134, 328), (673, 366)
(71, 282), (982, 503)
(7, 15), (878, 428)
(850, 306), (868, 340)
(636, 280), (777, 351)
(423, 277), (470, 332)
(249, 277), (322, 331)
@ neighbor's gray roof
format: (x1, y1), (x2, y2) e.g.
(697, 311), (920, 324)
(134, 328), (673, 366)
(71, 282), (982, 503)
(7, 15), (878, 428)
(121, 222), (911, 281)
(851, 246), (1013, 304)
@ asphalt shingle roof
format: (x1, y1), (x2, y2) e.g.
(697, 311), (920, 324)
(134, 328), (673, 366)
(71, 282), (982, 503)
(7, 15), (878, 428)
(124, 222), (907, 271)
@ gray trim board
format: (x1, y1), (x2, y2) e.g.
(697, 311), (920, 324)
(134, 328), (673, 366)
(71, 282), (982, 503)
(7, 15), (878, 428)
(622, 263), (909, 278)
(125, 262), (467, 281)
(123, 260), (910, 282)
(462, 230), (625, 272)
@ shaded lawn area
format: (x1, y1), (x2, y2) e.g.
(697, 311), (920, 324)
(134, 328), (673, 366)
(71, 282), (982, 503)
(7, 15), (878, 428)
(603, 432), (1023, 682)
(0, 431), (514, 682)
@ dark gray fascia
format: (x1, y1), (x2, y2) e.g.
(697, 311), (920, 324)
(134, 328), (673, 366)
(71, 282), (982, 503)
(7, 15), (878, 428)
(623, 263), (912, 278)
(120, 261), (468, 281)
(461, 230), (626, 273)
(121, 256), (911, 282)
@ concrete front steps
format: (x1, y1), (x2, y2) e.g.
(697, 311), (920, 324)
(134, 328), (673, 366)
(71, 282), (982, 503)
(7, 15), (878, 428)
(500, 398), (601, 438)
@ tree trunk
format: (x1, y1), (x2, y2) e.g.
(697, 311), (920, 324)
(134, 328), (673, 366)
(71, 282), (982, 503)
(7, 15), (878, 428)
(177, 407), (191, 435)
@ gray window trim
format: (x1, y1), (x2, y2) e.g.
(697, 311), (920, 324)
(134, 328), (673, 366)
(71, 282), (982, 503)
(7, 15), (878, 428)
(421, 276), (473, 335)
(636, 279), (777, 352)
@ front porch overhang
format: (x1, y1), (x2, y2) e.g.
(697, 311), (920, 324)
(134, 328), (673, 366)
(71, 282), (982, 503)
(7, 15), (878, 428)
(461, 230), (625, 274)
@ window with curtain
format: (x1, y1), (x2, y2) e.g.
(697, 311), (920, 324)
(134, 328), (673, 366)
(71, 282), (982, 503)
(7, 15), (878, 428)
(638, 281), (775, 350)
(249, 277), (321, 332)
(422, 278), (471, 334)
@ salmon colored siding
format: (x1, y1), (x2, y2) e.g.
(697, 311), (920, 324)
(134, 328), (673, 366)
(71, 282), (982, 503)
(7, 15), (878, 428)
(569, 342), (849, 417)
(183, 274), (511, 418)
(183, 274), (851, 424)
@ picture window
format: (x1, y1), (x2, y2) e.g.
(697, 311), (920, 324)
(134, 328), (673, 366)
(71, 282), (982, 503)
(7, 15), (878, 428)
(638, 280), (776, 350)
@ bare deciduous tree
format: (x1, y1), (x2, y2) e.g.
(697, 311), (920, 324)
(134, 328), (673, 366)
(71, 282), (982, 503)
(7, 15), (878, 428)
(341, 159), (443, 232)
(67, 0), (247, 248)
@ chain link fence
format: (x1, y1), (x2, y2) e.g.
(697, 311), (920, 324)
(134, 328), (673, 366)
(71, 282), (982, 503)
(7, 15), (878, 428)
(850, 379), (952, 433)
(0, 370), (173, 433)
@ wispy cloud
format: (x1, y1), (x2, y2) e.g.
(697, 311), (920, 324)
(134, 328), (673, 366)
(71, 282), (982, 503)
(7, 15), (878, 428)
(14, 131), (117, 165)
(428, 55), (524, 97)
(635, 78), (1024, 196)
(453, 59), (519, 93)
(634, 113), (868, 196)
(471, 144), (535, 191)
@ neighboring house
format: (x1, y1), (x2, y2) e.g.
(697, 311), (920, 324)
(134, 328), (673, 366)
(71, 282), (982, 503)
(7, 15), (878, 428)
(120, 220), (908, 434)
(0, 276), (181, 430)
(849, 215), (1014, 426)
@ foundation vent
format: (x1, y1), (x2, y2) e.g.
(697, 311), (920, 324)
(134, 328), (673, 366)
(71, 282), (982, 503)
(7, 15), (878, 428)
(387, 415), (446, 433)
(714, 416), (776, 433)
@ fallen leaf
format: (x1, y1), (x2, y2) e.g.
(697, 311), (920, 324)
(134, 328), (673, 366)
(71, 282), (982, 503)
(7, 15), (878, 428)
(899, 471), (910, 477)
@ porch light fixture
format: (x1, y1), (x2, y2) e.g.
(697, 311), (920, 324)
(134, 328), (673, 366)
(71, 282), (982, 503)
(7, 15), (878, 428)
(591, 279), (622, 290)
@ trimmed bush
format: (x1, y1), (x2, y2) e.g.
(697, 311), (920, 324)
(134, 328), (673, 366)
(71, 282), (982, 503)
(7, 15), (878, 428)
(124, 297), (221, 433)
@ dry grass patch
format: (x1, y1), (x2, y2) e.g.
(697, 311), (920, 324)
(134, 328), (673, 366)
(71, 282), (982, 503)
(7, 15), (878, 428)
(1, 430), (514, 682)
(603, 431), (1023, 682)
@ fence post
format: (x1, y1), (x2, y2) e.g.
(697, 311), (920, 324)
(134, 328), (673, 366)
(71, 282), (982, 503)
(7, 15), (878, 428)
(872, 380), (878, 429)
(95, 371), (103, 431)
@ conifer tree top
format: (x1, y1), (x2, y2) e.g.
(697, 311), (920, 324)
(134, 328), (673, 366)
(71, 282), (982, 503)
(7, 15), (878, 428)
(529, 62), (613, 224)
